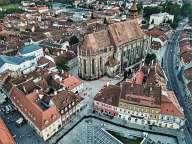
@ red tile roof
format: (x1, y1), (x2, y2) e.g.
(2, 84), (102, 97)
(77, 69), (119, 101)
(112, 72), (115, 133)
(0, 118), (16, 144)
(187, 82), (192, 94)
(180, 51), (192, 64)
(52, 91), (83, 115)
(94, 85), (121, 107)
(10, 87), (61, 130)
(62, 76), (83, 91)
(145, 29), (164, 37)
(180, 44), (192, 54)
(120, 82), (161, 108)
(134, 70), (144, 84)
(184, 67), (192, 80)
(81, 19), (145, 53)
(161, 91), (184, 117)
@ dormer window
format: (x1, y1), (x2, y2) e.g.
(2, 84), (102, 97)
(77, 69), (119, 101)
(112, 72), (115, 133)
(44, 120), (49, 125)
(51, 114), (56, 120)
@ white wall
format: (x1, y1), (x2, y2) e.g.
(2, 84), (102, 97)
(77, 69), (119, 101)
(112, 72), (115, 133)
(22, 48), (44, 60)
(0, 58), (37, 74)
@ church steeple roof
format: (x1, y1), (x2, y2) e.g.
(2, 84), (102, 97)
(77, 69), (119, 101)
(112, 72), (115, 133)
(129, 0), (138, 19)
(130, 0), (137, 12)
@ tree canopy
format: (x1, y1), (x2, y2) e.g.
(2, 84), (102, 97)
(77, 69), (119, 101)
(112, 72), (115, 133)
(69, 36), (79, 45)
(56, 59), (69, 72)
(143, 2), (182, 28)
(145, 53), (157, 65)
(0, 0), (10, 6)
(181, 3), (192, 22)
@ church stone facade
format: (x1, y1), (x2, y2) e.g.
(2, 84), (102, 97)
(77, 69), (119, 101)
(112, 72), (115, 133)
(78, 19), (151, 80)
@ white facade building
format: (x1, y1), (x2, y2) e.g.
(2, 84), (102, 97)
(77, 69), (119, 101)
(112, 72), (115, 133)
(149, 13), (174, 29)
(0, 55), (37, 74)
(19, 44), (44, 60)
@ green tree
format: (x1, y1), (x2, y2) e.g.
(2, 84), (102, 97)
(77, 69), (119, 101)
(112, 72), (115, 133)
(137, 3), (143, 15)
(143, 6), (162, 19)
(56, 59), (69, 72)
(60, 0), (74, 5)
(0, 0), (10, 6)
(145, 53), (157, 65)
(181, 3), (192, 22)
(69, 36), (79, 45)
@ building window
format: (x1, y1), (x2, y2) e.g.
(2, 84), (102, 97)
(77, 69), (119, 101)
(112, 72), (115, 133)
(92, 59), (95, 75)
(83, 59), (86, 74)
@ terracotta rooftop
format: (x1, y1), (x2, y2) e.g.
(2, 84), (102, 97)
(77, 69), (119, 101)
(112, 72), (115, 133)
(134, 61), (166, 87)
(0, 118), (16, 144)
(180, 51), (192, 64)
(108, 19), (144, 47)
(62, 76), (82, 91)
(130, 0), (137, 11)
(120, 82), (161, 108)
(161, 91), (184, 117)
(187, 82), (192, 94)
(184, 67), (192, 80)
(134, 70), (144, 84)
(80, 19), (145, 53)
(145, 29), (165, 37)
(10, 87), (60, 130)
(94, 85), (121, 107)
(52, 90), (83, 115)
(81, 30), (112, 53)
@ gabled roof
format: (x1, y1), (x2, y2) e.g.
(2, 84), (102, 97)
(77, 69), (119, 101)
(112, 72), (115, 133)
(0, 118), (16, 144)
(62, 76), (83, 91)
(81, 30), (112, 53)
(120, 82), (161, 108)
(161, 91), (184, 117)
(10, 87), (60, 130)
(108, 20), (145, 47)
(52, 90), (83, 114)
(80, 19), (145, 53)
(184, 67), (192, 80)
(19, 44), (42, 54)
(94, 85), (121, 107)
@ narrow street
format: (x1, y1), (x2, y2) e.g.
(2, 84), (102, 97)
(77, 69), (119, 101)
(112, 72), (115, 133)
(163, 30), (192, 144)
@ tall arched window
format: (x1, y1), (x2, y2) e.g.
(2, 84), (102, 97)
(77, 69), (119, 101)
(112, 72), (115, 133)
(84, 59), (86, 74)
(92, 59), (95, 75)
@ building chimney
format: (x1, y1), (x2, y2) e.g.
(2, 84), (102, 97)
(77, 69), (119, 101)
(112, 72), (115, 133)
(39, 94), (44, 99)
(23, 86), (27, 93)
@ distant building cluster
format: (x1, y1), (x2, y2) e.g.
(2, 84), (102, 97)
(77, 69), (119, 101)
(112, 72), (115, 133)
(0, 0), (187, 143)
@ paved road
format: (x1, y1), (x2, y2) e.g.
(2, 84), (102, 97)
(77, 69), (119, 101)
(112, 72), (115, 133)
(163, 30), (192, 144)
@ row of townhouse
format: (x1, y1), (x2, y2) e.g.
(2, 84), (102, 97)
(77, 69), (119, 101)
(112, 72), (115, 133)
(177, 29), (192, 110)
(177, 30), (192, 97)
(94, 82), (185, 129)
(94, 61), (185, 129)
(4, 69), (85, 141)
